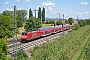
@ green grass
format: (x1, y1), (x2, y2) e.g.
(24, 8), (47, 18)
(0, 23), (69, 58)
(42, 24), (53, 27)
(29, 25), (90, 60)
(85, 40), (90, 60)
(77, 36), (90, 60)
(17, 50), (28, 60)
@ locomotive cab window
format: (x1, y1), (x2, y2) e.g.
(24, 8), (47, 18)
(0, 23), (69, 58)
(22, 32), (27, 35)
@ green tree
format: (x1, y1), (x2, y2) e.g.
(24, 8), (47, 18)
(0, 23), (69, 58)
(24, 17), (34, 31)
(82, 20), (87, 26)
(42, 7), (45, 24)
(46, 20), (55, 24)
(16, 10), (27, 22)
(16, 10), (27, 27)
(78, 20), (87, 27)
(2, 10), (13, 20)
(86, 19), (90, 25)
(56, 20), (62, 25)
(78, 20), (83, 27)
(24, 17), (42, 31)
(0, 15), (13, 38)
(51, 20), (55, 24)
(29, 8), (33, 18)
(2, 10), (13, 16)
(16, 20), (23, 28)
(48, 20), (52, 24)
(0, 38), (8, 60)
(38, 7), (41, 20)
(36, 18), (42, 28)
(65, 20), (68, 24)
(68, 18), (74, 25)
(45, 20), (49, 24)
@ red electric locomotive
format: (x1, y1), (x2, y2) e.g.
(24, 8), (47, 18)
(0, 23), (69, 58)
(21, 30), (40, 42)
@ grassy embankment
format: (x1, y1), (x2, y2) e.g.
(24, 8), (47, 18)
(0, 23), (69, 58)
(77, 29), (90, 60)
(42, 24), (52, 27)
(29, 25), (90, 60)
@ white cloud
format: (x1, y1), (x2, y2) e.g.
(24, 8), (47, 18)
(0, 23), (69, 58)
(29, 6), (32, 8)
(70, 11), (76, 13)
(18, 8), (23, 10)
(16, 0), (30, 2)
(16, 0), (20, 2)
(61, 13), (68, 15)
(33, 6), (36, 8)
(29, 6), (37, 10)
(77, 12), (82, 15)
(48, 7), (53, 11)
(25, 0), (30, 2)
(6, 8), (13, 11)
(63, 11), (84, 19)
(48, 11), (90, 19)
(41, 1), (55, 11)
(70, 11), (73, 13)
(70, 11), (83, 16)
(45, 9), (47, 12)
(79, 1), (88, 5)
(41, 1), (55, 7)
(28, 1), (55, 13)
(0, 2), (1, 4)
(5, 2), (9, 6)
(84, 11), (90, 15)
(51, 13), (57, 15)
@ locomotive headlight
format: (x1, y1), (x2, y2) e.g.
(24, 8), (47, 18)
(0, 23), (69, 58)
(25, 36), (27, 38)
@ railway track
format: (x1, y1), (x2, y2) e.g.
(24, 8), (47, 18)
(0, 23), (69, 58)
(8, 29), (70, 55)
(7, 25), (74, 47)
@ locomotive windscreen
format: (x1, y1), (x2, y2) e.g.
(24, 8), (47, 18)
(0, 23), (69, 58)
(22, 32), (27, 35)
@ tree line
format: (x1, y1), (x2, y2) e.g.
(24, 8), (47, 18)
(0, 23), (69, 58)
(29, 7), (45, 23)
(45, 18), (74, 25)
(73, 18), (90, 30)
(0, 7), (45, 38)
(24, 7), (45, 31)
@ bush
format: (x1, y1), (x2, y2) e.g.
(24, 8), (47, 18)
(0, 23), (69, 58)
(56, 20), (62, 25)
(17, 20), (23, 28)
(17, 50), (28, 60)
(68, 18), (74, 25)
(0, 38), (9, 60)
(78, 20), (88, 27)
(65, 20), (68, 24)
(73, 25), (80, 30)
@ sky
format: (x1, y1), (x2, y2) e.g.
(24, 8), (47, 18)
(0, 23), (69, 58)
(0, 0), (90, 19)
